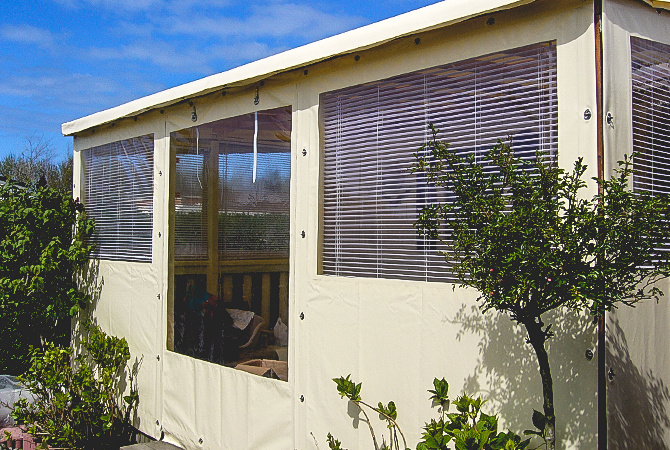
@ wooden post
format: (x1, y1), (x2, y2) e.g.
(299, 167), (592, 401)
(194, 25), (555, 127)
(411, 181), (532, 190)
(222, 275), (233, 302)
(279, 271), (289, 326)
(593, 2), (608, 449)
(261, 273), (271, 327)
(206, 147), (219, 295)
(243, 274), (253, 309)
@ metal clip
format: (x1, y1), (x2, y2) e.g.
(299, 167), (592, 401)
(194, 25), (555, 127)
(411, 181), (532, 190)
(608, 367), (615, 382)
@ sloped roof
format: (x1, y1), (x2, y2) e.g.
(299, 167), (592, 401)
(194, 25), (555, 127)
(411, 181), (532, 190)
(61, 0), (670, 136)
(61, 0), (538, 135)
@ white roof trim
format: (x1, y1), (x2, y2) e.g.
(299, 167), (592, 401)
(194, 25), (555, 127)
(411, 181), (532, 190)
(62, 0), (537, 136)
(639, 0), (670, 9)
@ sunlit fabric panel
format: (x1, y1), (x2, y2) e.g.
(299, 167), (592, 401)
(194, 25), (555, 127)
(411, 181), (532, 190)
(321, 42), (558, 282)
(82, 135), (154, 262)
(632, 36), (670, 196)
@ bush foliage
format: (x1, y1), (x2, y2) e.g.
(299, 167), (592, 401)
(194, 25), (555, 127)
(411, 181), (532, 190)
(12, 322), (140, 450)
(0, 179), (94, 374)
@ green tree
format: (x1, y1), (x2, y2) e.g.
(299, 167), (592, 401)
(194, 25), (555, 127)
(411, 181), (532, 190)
(0, 179), (94, 374)
(412, 126), (670, 450)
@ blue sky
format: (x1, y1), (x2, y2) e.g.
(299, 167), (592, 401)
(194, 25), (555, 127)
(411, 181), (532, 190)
(0, 0), (440, 161)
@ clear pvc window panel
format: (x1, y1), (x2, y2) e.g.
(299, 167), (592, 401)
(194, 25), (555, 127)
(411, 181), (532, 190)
(321, 42), (558, 283)
(171, 107), (291, 262)
(82, 135), (154, 262)
(171, 107), (291, 368)
(632, 37), (670, 196)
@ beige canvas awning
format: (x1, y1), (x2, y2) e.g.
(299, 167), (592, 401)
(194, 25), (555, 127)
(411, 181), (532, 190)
(62, 0), (541, 136)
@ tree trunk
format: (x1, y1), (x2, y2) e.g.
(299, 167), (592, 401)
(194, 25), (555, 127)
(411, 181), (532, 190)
(524, 319), (556, 450)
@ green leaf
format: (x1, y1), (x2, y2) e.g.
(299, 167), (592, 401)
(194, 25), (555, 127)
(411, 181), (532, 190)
(531, 409), (545, 432)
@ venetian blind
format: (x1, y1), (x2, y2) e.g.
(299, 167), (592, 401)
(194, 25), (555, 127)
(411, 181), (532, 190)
(631, 36), (670, 196)
(321, 42), (558, 282)
(83, 135), (154, 262)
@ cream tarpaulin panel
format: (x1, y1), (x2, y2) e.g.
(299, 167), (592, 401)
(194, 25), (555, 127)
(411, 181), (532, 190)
(73, 113), (169, 441)
(61, 0), (540, 136)
(603, 0), (670, 447)
(65, 0), (609, 449)
(299, 281), (599, 449)
(78, 261), (163, 434)
(161, 352), (292, 450)
(292, 1), (599, 449)
(161, 82), (297, 450)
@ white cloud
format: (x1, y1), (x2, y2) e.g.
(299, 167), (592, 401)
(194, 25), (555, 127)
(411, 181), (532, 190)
(85, 39), (214, 73)
(114, 21), (156, 38)
(0, 71), (137, 157)
(161, 2), (365, 41)
(42, 0), (364, 76)
(0, 72), (119, 104)
(50, 0), (364, 41)
(0, 68), (164, 116)
(208, 41), (287, 65)
(52, 0), (232, 13)
(0, 24), (56, 49)
(52, 0), (163, 12)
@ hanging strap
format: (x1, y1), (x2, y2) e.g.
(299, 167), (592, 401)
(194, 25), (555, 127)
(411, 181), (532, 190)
(253, 111), (258, 183)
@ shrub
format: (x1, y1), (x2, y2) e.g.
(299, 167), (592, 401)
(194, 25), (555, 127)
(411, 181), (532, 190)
(0, 179), (94, 374)
(11, 322), (140, 450)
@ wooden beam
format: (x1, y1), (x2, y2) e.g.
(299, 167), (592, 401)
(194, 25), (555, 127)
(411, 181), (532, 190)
(279, 271), (289, 325)
(243, 274), (253, 308)
(222, 275), (233, 302)
(261, 273), (271, 327)
(206, 147), (219, 295)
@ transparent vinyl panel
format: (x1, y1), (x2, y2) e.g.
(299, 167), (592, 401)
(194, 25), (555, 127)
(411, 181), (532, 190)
(632, 37), (670, 196)
(170, 107), (291, 378)
(631, 37), (670, 257)
(82, 135), (154, 262)
(321, 42), (558, 283)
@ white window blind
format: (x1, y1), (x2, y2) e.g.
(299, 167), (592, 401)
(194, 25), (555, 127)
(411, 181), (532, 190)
(82, 135), (154, 262)
(321, 42), (558, 282)
(632, 37), (670, 196)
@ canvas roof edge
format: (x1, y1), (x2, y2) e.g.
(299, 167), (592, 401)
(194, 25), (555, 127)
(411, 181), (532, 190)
(639, 0), (670, 8)
(61, 0), (542, 137)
